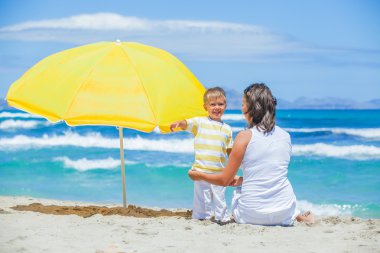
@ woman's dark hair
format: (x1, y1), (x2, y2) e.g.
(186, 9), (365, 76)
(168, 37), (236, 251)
(243, 83), (277, 133)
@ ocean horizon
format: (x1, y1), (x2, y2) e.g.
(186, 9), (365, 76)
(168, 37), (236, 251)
(0, 109), (379, 219)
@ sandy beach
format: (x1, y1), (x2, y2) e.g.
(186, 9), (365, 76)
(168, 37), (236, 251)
(0, 196), (379, 253)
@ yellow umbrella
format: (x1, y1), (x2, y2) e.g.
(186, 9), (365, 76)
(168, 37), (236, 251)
(6, 41), (207, 207)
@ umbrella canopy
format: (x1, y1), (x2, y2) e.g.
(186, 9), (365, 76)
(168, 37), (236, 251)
(6, 41), (207, 133)
(6, 41), (207, 207)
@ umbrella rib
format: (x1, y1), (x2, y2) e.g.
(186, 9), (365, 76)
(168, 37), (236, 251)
(63, 44), (114, 121)
(119, 45), (158, 126)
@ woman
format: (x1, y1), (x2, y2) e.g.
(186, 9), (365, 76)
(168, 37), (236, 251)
(188, 83), (314, 225)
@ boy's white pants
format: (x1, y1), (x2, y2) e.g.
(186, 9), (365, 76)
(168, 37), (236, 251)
(192, 180), (230, 222)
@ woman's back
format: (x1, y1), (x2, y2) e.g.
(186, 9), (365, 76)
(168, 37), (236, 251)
(233, 125), (299, 225)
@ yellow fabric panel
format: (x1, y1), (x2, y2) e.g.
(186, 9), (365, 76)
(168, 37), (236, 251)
(119, 43), (207, 132)
(6, 41), (207, 132)
(7, 43), (110, 121)
(64, 45), (156, 131)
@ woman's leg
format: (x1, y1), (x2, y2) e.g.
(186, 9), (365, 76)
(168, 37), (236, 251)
(230, 187), (242, 223)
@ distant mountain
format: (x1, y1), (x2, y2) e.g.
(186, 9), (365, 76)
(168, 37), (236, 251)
(1, 89), (379, 110)
(221, 87), (380, 110)
(278, 97), (380, 109)
(361, 99), (380, 109)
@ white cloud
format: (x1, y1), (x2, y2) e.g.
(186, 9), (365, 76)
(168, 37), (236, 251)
(0, 13), (261, 33)
(1, 12), (379, 66)
(0, 13), (303, 61)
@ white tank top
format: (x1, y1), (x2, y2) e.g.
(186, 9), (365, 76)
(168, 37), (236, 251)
(233, 125), (299, 225)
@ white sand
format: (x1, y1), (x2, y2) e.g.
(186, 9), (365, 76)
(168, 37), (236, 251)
(0, 196), (379, 253)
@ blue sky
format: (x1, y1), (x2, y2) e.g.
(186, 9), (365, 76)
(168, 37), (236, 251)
(0, 0), (379, 101)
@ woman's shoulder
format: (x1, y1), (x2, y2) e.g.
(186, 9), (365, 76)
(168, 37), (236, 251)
(274, 125), (288, 133)
(274, 125), (291, 140)
(236, 129), (252, 142)
(231, 129), (252, 152)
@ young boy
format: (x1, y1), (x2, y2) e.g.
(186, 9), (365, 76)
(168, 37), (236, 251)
(170, 87), (233, 222)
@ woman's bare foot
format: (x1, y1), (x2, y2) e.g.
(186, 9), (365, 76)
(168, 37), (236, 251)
(296, 211), (315, 224)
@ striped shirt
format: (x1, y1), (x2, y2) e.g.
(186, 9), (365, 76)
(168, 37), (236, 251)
(186, 116), (233, 173)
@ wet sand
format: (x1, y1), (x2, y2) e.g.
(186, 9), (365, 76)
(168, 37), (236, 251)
(12, 203), (192, 218)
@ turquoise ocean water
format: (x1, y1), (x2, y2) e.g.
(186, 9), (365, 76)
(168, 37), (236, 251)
(0, 109), (379, 218)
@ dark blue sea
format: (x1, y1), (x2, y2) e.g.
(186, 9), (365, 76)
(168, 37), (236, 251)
(0, 109), (379, 218)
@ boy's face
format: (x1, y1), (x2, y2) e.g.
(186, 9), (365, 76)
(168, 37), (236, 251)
(204, 96), (226, 121)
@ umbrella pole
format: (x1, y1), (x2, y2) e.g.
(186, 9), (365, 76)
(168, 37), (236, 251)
(118, 127), (127, 208)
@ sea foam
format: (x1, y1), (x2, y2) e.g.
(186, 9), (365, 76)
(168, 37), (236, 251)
(54, 156), (135, 171)
(1, 132), (380, 160)
(292, 143), (380, 160)
(285, 127), (380, 139)
(232, 127), (380, 139)
(297, 200), (361, 217)
(0, 132), (193, 153)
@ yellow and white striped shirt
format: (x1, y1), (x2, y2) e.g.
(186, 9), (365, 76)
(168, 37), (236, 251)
(186, 116), (233, 173)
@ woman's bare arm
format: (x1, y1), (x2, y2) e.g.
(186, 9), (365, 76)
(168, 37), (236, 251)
(188, 130), (251, 186)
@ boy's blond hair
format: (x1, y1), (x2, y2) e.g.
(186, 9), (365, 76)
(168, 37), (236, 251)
(203, 87), (226, 104)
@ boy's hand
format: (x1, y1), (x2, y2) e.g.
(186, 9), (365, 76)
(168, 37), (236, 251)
(170, 121), (180, 132)
(229, 176), (243, 186)
(170, 120), (186, 132)
(188, 169), (201, 181)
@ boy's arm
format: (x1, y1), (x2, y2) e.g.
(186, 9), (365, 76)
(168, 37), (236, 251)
(170, 120), (187, 132)
(188, 130), (251, 186)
